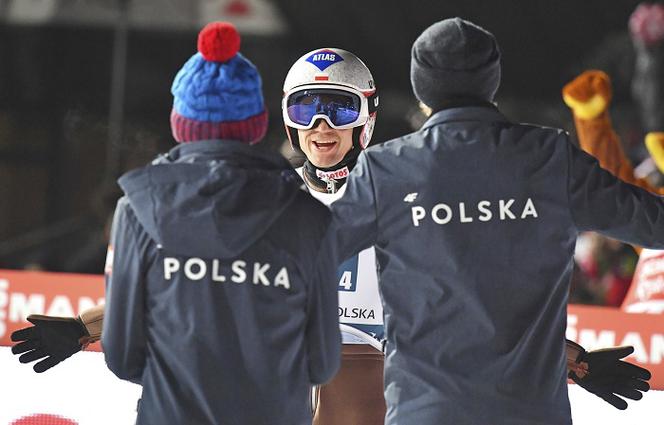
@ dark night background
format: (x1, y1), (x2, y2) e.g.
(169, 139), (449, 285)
(0, 0), (650, 272)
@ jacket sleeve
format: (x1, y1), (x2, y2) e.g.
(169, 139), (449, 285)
(329, 151), (379, 262)
(305, 231), (342, 385)
(567, 137), (664, 249)
(101, 197), (153, 385)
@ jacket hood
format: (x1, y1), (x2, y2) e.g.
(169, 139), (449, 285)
(118, 139), (302, 259)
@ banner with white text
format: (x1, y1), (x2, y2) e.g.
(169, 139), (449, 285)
(1, 269), (663, 388)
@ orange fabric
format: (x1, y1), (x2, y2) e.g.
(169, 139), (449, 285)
(564, 71), (664, 260)
(313, 344), (386, 425)
(572, 112), (650, 260)
(562, 70), (612, 121)
(563, 70), (612, 104)
(573, 112), (658, 193)
(564, 71), (662, 194)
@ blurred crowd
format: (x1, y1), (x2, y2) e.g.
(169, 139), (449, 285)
(568, 3), (664, 307)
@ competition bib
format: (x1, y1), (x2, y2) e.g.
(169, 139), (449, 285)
(337, 247), (384, 342)
(295, 167), (384, 343)
(337, 255), (358, 292)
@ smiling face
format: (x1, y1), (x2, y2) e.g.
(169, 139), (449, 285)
(297, 119), (354, 168)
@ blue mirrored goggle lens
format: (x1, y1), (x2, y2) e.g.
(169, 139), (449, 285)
(287, 89), (361, 127)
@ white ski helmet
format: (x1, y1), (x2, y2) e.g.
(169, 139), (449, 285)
(282, 48), (379, 155)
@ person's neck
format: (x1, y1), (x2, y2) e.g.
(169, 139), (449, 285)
(303, 160), (350, 194)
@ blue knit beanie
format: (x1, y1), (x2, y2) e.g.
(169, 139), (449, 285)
(170, 22), (268, 144)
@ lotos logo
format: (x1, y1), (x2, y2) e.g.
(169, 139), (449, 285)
(11, 414), (78, 425)
(306, 49), (344, 71)
(316, 166), (349, 181)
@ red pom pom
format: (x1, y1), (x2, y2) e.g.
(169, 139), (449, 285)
(197, 22), (241, 62)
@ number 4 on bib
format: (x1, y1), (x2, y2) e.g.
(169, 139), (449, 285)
(336, 256), (359, 292)
(339, 271), (353, 290)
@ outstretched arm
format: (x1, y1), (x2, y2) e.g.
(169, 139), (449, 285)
(566, 339), (651, 410)
(563, 71), (657, 409)
(11, 304), (105, 373)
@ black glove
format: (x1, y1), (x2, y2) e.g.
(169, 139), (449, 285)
(11, 314), (89, 373)
(567, 340), (651, 410)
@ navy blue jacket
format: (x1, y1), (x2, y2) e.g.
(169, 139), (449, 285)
(330, 106), (664, 425)
(102, 140), (341, 425)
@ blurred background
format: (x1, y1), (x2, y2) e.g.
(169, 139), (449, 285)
(0, 0), (661, 307)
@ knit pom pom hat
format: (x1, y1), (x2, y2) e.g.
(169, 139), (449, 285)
(170, 22), (268, 144)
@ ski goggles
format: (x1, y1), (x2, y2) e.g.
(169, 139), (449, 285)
(283, 85), (374, 130)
